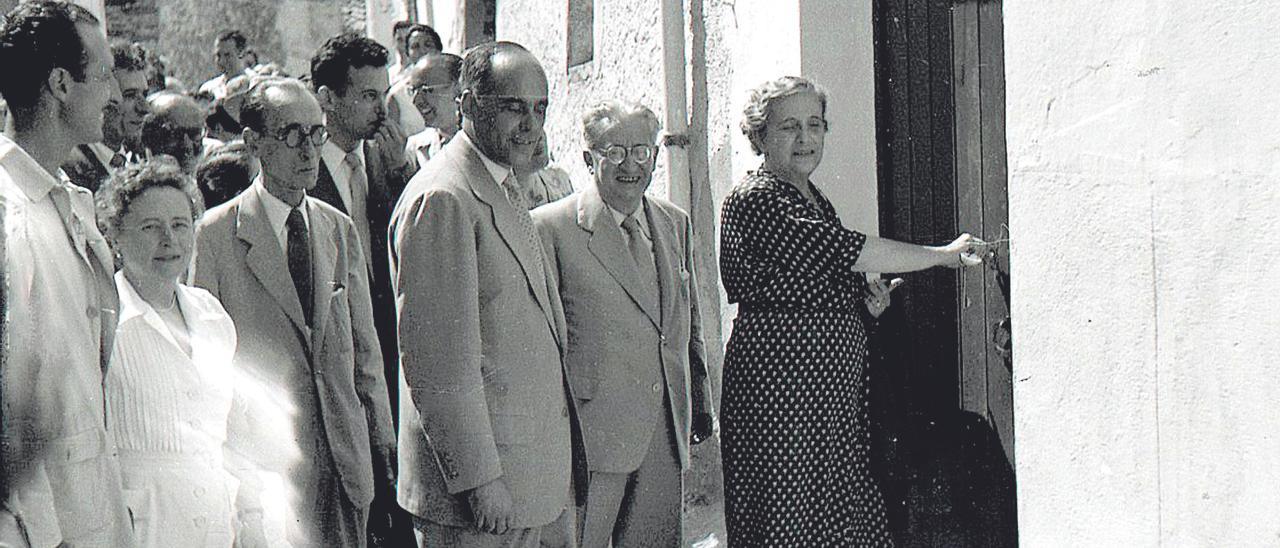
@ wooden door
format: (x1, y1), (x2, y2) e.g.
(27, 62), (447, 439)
(871, 0), (1016, 544)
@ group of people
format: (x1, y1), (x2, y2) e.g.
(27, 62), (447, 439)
(0, 2), (981, 547)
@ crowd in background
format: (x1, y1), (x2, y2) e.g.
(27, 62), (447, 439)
(0, 2), (981, 547)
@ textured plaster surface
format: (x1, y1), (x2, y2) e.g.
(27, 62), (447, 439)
(1006, 3), (1280, 544)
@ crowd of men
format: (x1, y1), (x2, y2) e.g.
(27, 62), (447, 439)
(0, 2), (713, 547)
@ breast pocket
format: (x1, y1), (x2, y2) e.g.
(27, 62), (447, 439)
(325, 283), (354, 353)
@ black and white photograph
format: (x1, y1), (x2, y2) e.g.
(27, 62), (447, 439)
(0, 0), (1275, 546)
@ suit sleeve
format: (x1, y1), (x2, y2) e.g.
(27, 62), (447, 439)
(681, 214), (714, 419)
(340, 216), (397, 459)
(393, 188), (501, 494)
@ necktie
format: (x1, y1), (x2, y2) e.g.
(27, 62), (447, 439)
(343, 151), (373, 270)
(287, 206), (313, 326)
(499, 173), (548, 282)
(621, 215), (660, 308)
(109, 152), (126, 169)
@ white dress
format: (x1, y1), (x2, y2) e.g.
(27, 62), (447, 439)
(106, 273), (239, 547)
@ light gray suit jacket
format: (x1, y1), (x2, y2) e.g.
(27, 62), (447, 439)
(533, 187), (714, 473)
(191, 186), (396, 510)
(389, 135), (586, 528)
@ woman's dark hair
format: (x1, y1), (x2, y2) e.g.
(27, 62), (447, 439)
(95, 157), (206, 238)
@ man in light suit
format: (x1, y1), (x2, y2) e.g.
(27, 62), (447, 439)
(532, 101), (715, 547)
(388, 41), (586, 548)
(191, 77), (396, 547)
(0, 3), (132, 546)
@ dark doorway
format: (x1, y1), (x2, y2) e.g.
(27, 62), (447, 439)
(870, 0), (1016, 545)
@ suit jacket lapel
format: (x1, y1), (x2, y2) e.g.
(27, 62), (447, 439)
(645, 200), (679, 331)
(235, 189), (311, 343)
(578, 188), (661, 329)
(450, 140), (559, 338)
(308, 200), (339, 350)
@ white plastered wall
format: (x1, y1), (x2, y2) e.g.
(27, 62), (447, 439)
(1005, 3), (1280, 544)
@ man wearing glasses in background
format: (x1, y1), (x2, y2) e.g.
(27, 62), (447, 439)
(140, 91), (210, 176)
(191, 77), (396, 548)
(389, 41), (586, 547)
(403, 51), (463, 167)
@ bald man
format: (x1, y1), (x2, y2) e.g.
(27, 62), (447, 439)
(141, 91), (210, 174)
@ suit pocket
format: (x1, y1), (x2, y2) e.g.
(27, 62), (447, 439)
(567, 374), (599, 401)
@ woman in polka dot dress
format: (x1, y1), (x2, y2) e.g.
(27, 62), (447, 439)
(719, 76), (981, 547)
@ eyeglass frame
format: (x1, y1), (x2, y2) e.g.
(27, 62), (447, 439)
(260, 123), (328, 149)
(590, 143), (658, 166)
(409, 82), (460, 99)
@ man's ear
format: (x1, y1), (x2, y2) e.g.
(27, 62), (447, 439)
(47, 67), (72, 101)
(458, 89), (476, 119)
(582, 150), (593, 170)
(242, 126), (260, 152)
(316, 85), (336, 113)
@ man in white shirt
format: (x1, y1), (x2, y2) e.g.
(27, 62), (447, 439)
(198, 30), (248, 100)
(0, 2), (132, 546)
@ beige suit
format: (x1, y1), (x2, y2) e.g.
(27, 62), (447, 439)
(389, 135), (586, 537)
(533, 188), (714, 546)
(191, 185), (395, 546)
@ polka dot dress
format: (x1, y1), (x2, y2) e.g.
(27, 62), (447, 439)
(718, 169), (893, 547)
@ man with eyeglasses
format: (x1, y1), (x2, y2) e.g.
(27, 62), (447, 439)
(141, 91), (212, 176)
(63, 41), (150, 192)
(403, 52), (463, 167)
(389, 41), (586, 548)
(191, 77), (396, 548)
(0, 2), (133, 546)
(308, 30), (415, 547)
(532, 100), (715, 547)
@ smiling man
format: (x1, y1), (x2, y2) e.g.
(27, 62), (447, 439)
(63, 41), (146, 191)
(532, 101), (715, 547)
(0, 2), (132, 546)
(389, 41), (586, 548)
(191, 77), (396, 548)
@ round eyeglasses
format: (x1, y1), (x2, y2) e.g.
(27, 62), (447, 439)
(269, 124), (328, 148)
(593, 144), (657, 166)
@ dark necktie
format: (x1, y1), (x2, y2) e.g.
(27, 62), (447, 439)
(109, 152), (126, 169)
(287, 206), (313, 326)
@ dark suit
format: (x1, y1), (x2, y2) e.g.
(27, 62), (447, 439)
(311, 143), (414, 546)
(60, 143), (110, 192)
(533, 187), (714, 547)
(389, 134), (586, 546)
(192, 184), (396, 547)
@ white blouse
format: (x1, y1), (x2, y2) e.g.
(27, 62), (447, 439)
(106, 272), (240, 547)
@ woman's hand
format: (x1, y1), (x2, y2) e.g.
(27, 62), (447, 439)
(939, 233), (983, 268)
(864, 277), (903, 318)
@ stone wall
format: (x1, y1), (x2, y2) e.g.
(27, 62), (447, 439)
(1005, 2), (1280, 544)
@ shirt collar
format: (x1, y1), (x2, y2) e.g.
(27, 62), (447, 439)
(86, 142), (116, 167)
(457, 130), (513, 186)
(322, 140), (365, 181)
(253, 176), (308, 233)
(0, 133), (63, 202)
(607, 201), (648, 238)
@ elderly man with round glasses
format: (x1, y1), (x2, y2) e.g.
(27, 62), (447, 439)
(191, 76), (396, 548)
(532, 100), (715, 548)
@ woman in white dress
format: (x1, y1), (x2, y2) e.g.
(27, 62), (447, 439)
(96, 158), (246, 547)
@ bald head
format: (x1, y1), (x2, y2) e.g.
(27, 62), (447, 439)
(459, 42), (548, 167)
(142, 92), (205, 172)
